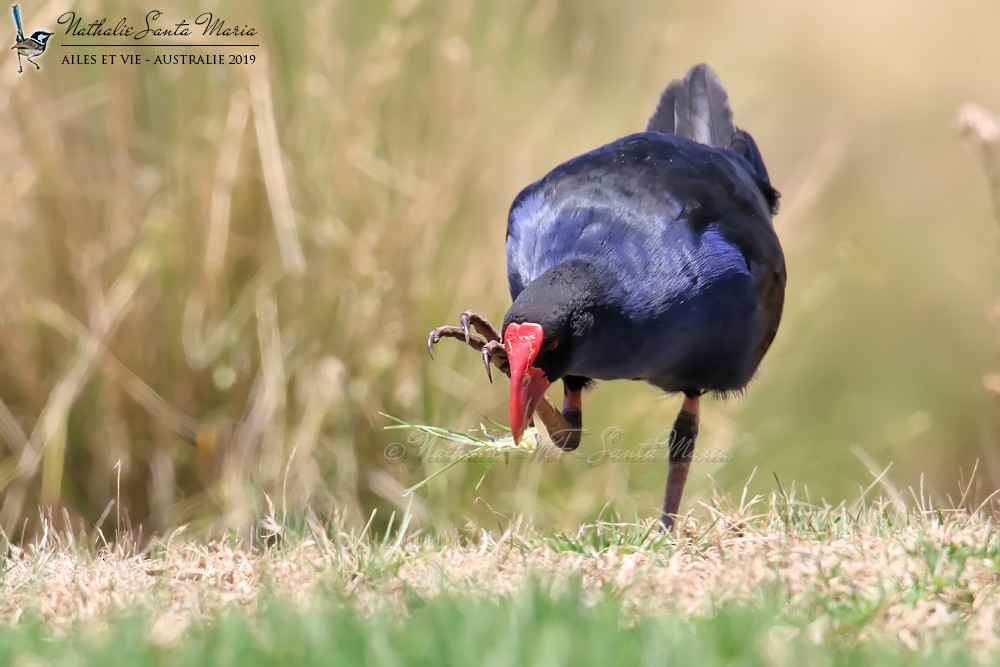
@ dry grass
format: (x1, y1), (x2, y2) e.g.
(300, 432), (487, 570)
(2, 494), (998, 657)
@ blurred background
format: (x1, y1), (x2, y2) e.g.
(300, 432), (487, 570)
(2, 0), (999, 537)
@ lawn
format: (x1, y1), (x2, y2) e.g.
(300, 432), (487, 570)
(3, 0), (1000, 663)
(2, 494), (997, 665)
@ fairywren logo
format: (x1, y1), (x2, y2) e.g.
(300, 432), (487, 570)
(10, 3), (52, 73)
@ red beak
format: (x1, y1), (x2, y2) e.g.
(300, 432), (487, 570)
(504, 322), (551, 445)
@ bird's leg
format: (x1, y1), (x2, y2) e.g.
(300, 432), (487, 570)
(661, 394), (700, 530)
(546, 376), (586, 451)
(27, 54), (39, 70)
(16, 52), (23, 74)
(532, 398), (581, 451)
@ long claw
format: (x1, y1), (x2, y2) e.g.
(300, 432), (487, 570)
(481, 340), (509, 381)
(461, 310), (502, 343)
(481, 345), (493, 383)
(460, 313), (472, 344)
(427, 332), (437, 360)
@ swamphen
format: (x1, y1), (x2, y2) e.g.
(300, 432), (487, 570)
(429, 64), (785, 529)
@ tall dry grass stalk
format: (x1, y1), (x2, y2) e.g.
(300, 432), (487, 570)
(958, 103), (1000, 400)
(1, 0), (1000, 537)
(0, 0), (633, 536)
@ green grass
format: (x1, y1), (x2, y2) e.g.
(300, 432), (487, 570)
(3, 2), (999, 661)
(0, 580), (984, 667)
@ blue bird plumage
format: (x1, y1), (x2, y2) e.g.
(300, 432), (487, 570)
(427, 63), (786, 529)
(11, 4), (53, 73)
(504, 130), (784, 394)
(12, 3), (24, 41)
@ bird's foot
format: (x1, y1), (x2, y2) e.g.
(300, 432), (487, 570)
(427, 310), (509, 382)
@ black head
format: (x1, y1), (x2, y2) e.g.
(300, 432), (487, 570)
(501, 260), (610, 445)
(30, 30), (52, 44)
(502, 259), (608, 382)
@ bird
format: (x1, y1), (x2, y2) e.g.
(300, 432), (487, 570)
(11, 4), (52, 73)
(428, 64), (785, 530)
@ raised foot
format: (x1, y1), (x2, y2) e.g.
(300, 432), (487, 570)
(427, 310), (509, 382)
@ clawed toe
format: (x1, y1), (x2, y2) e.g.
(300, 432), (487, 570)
(427, 325), (487, 360)
(428, 311), (509, 383)
(480, 340), (509, 383)
(460, 310), (502, 345)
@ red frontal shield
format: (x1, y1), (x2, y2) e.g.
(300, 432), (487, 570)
(504, 322), (550, 445)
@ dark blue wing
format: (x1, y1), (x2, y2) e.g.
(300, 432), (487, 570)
(506, 132), (781, 297)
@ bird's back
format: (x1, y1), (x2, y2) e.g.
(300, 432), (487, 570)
(505, 65), (785, 394)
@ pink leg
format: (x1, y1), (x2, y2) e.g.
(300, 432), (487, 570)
(661, 395), (699, 530)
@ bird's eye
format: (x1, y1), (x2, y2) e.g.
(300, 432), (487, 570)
(546, 340), (559, 352)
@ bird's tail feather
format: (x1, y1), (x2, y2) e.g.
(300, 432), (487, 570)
(12, 3), (24, 41)
(648, 64), (774, 191)
(647, 64), (734, 149)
